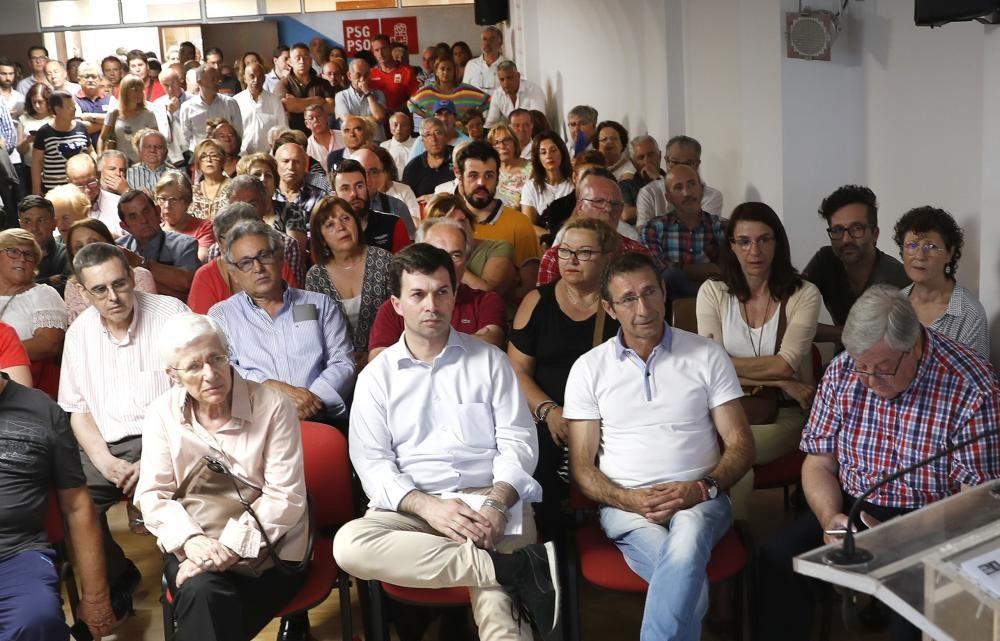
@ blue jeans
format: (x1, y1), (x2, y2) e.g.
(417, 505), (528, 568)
(0, 549), (67, 641)
(600, 496), (732, 641)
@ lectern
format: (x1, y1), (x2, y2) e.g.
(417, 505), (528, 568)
(795, 481), (1000, 641)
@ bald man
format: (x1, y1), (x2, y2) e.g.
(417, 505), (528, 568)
(639, 163), (724, 298)
(325, 115), (369, 172)
(274, 142), (328, 216)
(334, 58), (387, 141)
(234, 61), (287, 155)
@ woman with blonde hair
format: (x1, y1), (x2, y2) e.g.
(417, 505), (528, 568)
(45, 183), (92, 238)
(99, 74), (158, 163)
(488, 123), (531, 209)
(424, 192), (516, 297)
(189, 138), (231, 220)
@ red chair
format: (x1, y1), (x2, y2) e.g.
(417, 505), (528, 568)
(368, 575), (473, 641)
(565, 487), (749, 641)
(162, 421), (357, 641)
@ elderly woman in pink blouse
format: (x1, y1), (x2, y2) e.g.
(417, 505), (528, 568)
(135, 313), (309, 641)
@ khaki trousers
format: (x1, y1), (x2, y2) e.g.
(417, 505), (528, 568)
(730, 406), (806, 520)
(334, 495), (536, 641)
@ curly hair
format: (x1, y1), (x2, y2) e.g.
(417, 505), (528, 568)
(892, 206), (963, 279)
(817, 184), (878, 227)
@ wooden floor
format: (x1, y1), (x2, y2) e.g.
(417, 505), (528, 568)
(65, 490), (888, 641)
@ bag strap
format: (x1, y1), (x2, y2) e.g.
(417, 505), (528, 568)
(775, 298), (789, 353)
(592, 306), (607, 348)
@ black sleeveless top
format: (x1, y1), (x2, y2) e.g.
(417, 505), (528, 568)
(509, 283), (619, 405)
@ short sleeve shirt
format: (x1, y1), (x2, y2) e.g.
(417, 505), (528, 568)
(802, 247), (910, 326)
(278, 72), (335, 133)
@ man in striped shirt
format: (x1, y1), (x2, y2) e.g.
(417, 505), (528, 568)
(59, 242), (189, 620)
(125, 129), (169, 193)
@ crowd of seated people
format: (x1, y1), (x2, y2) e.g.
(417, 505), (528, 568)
(0, 23), (996, 641)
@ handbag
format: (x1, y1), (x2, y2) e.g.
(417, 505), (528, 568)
(173, 455), (312, 578)
(739, 300), (787, 425)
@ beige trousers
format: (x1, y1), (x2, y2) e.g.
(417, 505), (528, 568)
(333, 495), (536, 641)
(730, 406), (807, 520)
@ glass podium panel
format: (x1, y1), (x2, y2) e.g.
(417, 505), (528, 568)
(795, 481), (1000, 641)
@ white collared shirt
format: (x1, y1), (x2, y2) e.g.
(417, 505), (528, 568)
(380, 137), (416, 179)
(485, 78), (546, 128)
(233, 88), (288, 155)
(178, 93), (243, 151)
(58, 291), (190, 443)
(92, 189), (123, 237)
(563, 326), (743, 489)
(462, 54), (508, 91)
(350, 329), (541, 511)
(152, 93), (189, 164)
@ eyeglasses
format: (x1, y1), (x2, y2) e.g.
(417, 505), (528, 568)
(492, 137), (514, 147)
(229, 249), (278, 273)
(556, 247), (604, 262)
(579, 197), (625, 211)
(1, 247), (37, 262)
(200, 153), (223, 162)
(827, 223), (870, 240)
(171, 353), (230, 377)
(903, 241), (947, 257)
(30, 56), (48, 62)
(72, 178), (100, 190)
(610, 286), (662, 309)
(731, 235), (776, 251)
(85, 277), (131, 299)
(155, 195), (185, 206)
(850, 350), (908, 380)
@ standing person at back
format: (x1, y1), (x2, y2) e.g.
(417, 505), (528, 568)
(32, 91), (92, 195)
(369, 34), (419, 113)
(277, 42), (336, 135)
(463, 26), (507, 91)
(802, 185), (909, 344)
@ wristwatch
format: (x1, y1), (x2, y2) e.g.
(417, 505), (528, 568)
(701, 476), (720, 500)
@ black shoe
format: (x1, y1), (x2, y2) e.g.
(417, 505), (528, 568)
(497, 542), (561, 641)
(109, 560), (141, 621)
(278, 613), (311, 641)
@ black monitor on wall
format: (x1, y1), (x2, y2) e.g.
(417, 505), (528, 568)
(915, 0), (1000, 26)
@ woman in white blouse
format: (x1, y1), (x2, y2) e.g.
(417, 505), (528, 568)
(0, 228), (67, 397)
(521, 131), (574, 233)
(695, 202), (820, 519)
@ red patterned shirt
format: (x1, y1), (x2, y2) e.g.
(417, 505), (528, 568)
(801, 329), (1000, 508)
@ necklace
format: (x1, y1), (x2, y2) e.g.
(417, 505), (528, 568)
(331, 250), (364, 271)
(741, 297), (771, 359)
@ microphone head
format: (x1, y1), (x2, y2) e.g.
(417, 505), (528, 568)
(824, 546), (874, 567)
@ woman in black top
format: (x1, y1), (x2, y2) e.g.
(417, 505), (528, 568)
(508, 218), (622, 539)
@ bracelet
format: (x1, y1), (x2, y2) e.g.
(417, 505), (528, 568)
(534, 399), (556, 422)
(539, 403), (559, 423)
(696, 480), (709, 503)
(482, 497), (509, 521)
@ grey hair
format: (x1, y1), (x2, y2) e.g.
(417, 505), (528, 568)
(482, 25), (503, 41)
(98, 149), (128, 170)
(228, 174), (267, 200)
(496, 60), (518, 73)
(416, 217), (473, 256)
(567, 105), (598, 125)
(842, 285), (922, 356)
(223, 219), (283, 263)
(155, 170), (193, 203)
(78, 61), (100, 77)
(629, 134), (659, 153)
(158, 313), (229, 369)
(420, 116), (444, 136)
(73, 242), (131, 284)
(213, 203), (260, 250)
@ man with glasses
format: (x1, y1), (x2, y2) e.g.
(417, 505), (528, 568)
(65, 154), (122, 236)
(754, 285), (1000, 641)
(115, 189), (200, 300)
(74, 61), (112, 147)
(126, 129), (169, 192)
(636, 135), (723, 228)
(565, 251), (753, 641)
(537, 168), (659, 286)
(59, 241), (189, 622)
(207, 219), (354, 425)
(17, 46), (49, 95)
(403, 117), (455, 199)
(803, 185), (909, 344)
(18, 196), (69, 295)
(640, 163), (724, 299)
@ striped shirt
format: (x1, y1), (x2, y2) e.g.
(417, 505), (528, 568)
(126, 163), (169, 193)
(58, 291), (190, 443)
(0, 102), (16, 154)
(901, 282), (989, 360)
(33, 122), (91, 191)
(407, 84), (490, 125)
(207, 287), (355, 417)
(802, 328), (1000, 508)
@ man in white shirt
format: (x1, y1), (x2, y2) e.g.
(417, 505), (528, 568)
(484, 61), (545, 128)
(304, 103), (344, 171)
(564, 251), (753, 641)
(264, 45), (290, 93)
(178, 66), (242, 152)
(66, 154), (123, 236)
(17, 46), (49, 95)
(152, 67), (188, 167)
(462, 26), (507, 91)
(234, 61), (287, 155)
(635, 135), (723, 228)
(309, 36), (330, 76)
(509, 108), (534, 161)
(0, 57), (25, 118)
(381, 111), (416, 179)
(58, 242), (188, 619)
(333, 243), (562, 641)
(44, 60), (81, 96)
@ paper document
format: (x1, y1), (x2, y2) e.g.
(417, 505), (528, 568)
(958, 548), (1000, 600)
(439, 492), (523, 536)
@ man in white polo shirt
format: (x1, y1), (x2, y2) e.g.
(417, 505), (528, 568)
(564, 252), (753, 641)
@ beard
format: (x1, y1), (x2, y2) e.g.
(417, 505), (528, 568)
(466, 186), (494, 209)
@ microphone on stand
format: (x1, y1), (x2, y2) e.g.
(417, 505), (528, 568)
(824, 425), (1000, 567)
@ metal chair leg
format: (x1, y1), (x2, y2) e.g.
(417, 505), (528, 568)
(339, 573), (353, 641)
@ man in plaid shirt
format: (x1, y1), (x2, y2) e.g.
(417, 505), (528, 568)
(754, 285), (1000, 641)
(639, 163), (724, 299)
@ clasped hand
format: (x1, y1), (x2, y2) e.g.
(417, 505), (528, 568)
(423, 497), (506, 550)
(630, 481), (703, 524)
(177, 535), (239, 586)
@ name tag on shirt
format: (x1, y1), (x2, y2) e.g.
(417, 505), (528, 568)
(293, 303), (318, 322)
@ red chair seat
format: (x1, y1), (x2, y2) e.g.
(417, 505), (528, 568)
(576, 525), (746, 591)
(753, 450), (806, 489)
(381, 583), (471, 605)
(277, 537), (338, 615)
